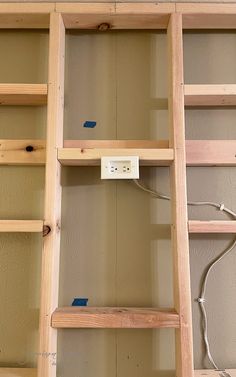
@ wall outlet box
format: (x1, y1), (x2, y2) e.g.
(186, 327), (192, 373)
(101, 156), (139, 179)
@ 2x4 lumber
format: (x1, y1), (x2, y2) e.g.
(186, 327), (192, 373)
(168, 13), (194, 377)
(177, 4), (236, 29)
(185, 85), (236, 107)
(0, 140), (45, 165)
(64, 139), (169, 149)
(0, 84), (47, 106)
(186, 140), (236, 166)
(58, 148), (174, 166)
(194, 370), (236, 377)
(63, 140), (236, 167)
(0, 220), (43, 233)
(0, 3), (54, 28)
(3, 139), (236, 167)
(0, 3), (54, 13)
(0, 368), (37, 377)
(38, 13), (65, 377)
(188, 221), (236, 234)
(51, 307), (180, 329)
(56, 3), (174, 29)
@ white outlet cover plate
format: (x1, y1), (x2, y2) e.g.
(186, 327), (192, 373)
(101, 156), (139, 179)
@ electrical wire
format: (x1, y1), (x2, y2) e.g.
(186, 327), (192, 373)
(133, 178), (236, 374)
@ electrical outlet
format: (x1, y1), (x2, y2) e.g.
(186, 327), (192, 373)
(101, 156), (139, 179)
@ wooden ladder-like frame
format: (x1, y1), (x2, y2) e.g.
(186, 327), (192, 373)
(1, 3), (236, 377)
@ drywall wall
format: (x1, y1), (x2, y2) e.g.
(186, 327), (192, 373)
(0, 25), (236, 377)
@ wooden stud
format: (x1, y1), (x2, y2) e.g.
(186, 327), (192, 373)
(177, 3), (236, 14)
(56, 3), (114, 30)
(0, 3), (54, 13)
(64, 139), (169, 149)
(0, 84), (47, 106)
(55, 3), (114, 14)
(56, 2), (174, 29)
(0, 3), (54, 28)
(3, 139), (235, 167)
(168, 13), (194, 377)
(0, 368), (37, 377)
(189, 221), (236, 234)
(63, 140), (236, 167)
(0, 220), (43, 233)
(194, 370), (236, 377)
(0, 140), (45, 165)
(51, 307), (180, 329)
(0, 14), (51, 29)
(186, 140), (236, 166)
(38, 13), (65, 377)
(177, 4), (236, 29)
(185, 85), (236, 107)
(58, 148), (174, 166)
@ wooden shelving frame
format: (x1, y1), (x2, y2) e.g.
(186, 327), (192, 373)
(1, 3), (236, 377)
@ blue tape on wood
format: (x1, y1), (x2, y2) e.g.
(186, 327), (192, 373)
(83, 121), (97, 128)
(72, 298), (88, 306)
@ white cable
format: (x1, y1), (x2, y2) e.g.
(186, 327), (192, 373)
(133, 179), (236, 219)
(133, 178), (236, 373)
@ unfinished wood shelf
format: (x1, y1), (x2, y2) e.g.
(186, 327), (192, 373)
(186, 140), (236, 166)
(0, 220), (44, 232)
(0, 368), (37, 377)
(58, 147), (174, 166)
(0, 84), (47, 105)
(59, 140), (236, 167)
(185, 84), (236, 106)
(194, 370), (236, 377)
(0, 139), (45, 165)
(51, 307), (180, 329)
(188, 221), (236, 234)
(57, 3), (175, 29)
(2, 139), (236, 167)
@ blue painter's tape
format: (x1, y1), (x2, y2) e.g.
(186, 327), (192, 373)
(72, 298), (88, 307)
(83, 121), (97, 128)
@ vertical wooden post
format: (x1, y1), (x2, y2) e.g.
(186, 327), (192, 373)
(38, 12), (65, 377)
(167, 13), (194, 377)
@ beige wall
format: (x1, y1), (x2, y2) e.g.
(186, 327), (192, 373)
(0, 25), (236, 377)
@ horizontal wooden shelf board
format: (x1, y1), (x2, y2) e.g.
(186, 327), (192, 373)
(177, 3), (236, 29)
(64, 140), (169, 149)
(185, 84), (236, 106)
(0, 14), (50, 29)
(0, 368), (36, 377)
(2, 140), (236, 167)
(0, 140), (46, 165)
(61, 14), (171, 30)
(186, 140), (236, 166)
(189, 221), (236, 234)
(0, 220), (44, 232)
(0, 84), (47, 105)
(52, 307), (180, 329)
(0, 3), (54, 13)
(58, 147), (174, 166)
(56, 3), (175, 14)
(57, 3), (174, 29)
(195, 370), (236, 377)
(1, 3), (236, 30)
